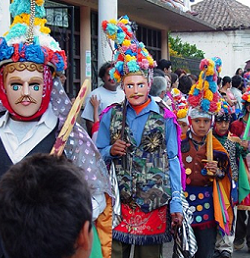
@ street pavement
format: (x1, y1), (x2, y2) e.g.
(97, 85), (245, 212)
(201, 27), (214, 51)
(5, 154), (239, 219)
(163, 241), (249, 257)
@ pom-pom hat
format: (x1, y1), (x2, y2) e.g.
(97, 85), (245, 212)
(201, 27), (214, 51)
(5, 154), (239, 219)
(215, 98), (232, 122)
(171, 88), (189, 122)
(0, 0), (67, 121)
(0, 0), (67, 72)
(188, 57), (221, 117)
(102, 15), (156, 84)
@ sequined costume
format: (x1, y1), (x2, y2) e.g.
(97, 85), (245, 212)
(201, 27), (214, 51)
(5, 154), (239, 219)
(182, 131), (231, 228)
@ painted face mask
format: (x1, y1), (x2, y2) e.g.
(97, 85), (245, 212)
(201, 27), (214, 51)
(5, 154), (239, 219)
(0, 62), (53, 121)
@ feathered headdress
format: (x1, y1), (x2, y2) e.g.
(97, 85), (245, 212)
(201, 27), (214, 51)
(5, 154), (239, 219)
(0, 0), (67, 72)
(188, 57), (221, 114)
(102, 15), (156, 83)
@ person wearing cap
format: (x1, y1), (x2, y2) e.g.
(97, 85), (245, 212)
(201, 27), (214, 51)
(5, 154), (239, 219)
(212, 99), (245, 258)
(98, 16), (184, 258)
(181, 58), (233, 258)
(230, 87), (250, 254)
(0, 1), (111, 257)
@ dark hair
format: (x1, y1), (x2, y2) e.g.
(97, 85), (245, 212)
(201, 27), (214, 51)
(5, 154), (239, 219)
(217, 76), (222, 86)
(222, 76), (231, 86)
(188, 74), (198, 83)
(235, 68), (242, 75)
(0, 153), (92, 258)
(178, 75), (192, 95)
(174, 68), (186, 78)
(170, 73), (178, 86)
(98, 62), (114, 81)
(153, 68), (165, 78)
(231, 75), (242, 88)
(157, 59), (171, 71)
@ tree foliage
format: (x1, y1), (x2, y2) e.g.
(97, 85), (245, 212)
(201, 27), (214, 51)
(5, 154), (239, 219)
(169, 34), (205, 59)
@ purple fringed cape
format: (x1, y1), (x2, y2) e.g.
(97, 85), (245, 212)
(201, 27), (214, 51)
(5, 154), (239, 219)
(164, 108), (186, 190)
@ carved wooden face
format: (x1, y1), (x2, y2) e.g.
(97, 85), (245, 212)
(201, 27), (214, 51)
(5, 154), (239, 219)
(123, 74), (149, 106)
(5, 69), (44, 118)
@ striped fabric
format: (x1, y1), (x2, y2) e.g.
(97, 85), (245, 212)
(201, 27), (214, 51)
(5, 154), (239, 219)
(172, 191), (198, 258)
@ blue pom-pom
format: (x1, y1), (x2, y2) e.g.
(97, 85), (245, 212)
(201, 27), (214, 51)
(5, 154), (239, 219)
(193, 88), (200, 96)
(115, 61), (124, 75)
(209, 81), (217, 93)
(127, 60), (140, 73)
(0, 37), (14, 61)
(201, 99), (210, 112)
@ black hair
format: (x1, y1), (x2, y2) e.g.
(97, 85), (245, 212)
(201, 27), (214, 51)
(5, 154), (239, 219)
(231, 75), (242, 89)
(222, 76), (231, 86)
(178, 75), (192, 95)
(153, 68), (165, 78)
(157, 59), (171, 71)
(170, 73), (178, 86)
(98, 62), (114, 81)
(0, 153), (92, 258)
(235, 68), (242, 75)
(217, 76), (222, 86)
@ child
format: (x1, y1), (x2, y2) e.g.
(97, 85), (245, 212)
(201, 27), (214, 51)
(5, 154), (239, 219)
(230, 87), (250, 253)
(182, 58), (234, 258)
(213, 99), (245, 258)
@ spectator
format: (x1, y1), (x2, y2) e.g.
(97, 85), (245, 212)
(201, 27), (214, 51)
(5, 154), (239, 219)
(231, 75), (243, 113)
(157, 59), (172, 76)
(188, 74), (198, 85)
(217, 76), (222, 90)
(81, 62), (125, 136)
(235, 68), (243, 76)
(174, 68), (187, 78)
(178, 75), (192, 96)
(153, 68), (165, 78)
(0, 153), (93, 258)
(170, 72), (179, 88)
(220, 76), (237, 120)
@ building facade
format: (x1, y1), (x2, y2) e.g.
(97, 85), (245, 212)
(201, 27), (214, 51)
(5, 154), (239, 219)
(1, 0), (214, 96)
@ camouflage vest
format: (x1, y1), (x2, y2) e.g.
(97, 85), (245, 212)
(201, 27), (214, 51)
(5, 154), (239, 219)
(110, 103), (171, 213)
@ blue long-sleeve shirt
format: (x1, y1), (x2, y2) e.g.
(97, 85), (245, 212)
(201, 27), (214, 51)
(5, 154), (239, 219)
(96, 98), (182, 214)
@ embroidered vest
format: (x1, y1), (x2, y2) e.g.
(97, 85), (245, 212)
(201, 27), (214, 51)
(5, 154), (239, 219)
(110, 103), (171, 213)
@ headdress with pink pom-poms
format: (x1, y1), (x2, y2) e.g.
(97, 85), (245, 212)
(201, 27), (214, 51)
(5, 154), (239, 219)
(102, 15), (157, 84)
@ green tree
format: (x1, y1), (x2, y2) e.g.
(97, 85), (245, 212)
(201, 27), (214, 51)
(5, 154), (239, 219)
(169, 34), (204, 59)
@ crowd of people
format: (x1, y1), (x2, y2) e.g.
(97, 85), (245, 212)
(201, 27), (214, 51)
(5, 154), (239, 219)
(0, 1), (249, 258)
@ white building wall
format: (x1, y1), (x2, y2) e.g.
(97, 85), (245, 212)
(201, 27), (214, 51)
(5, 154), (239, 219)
(0, 1), (10, 36)
(172, 29), (250, 77)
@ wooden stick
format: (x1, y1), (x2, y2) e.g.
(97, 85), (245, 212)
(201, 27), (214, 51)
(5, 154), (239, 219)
(50, 79), (89, 156)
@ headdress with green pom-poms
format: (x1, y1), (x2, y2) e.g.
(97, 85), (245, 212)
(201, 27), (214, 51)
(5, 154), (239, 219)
(0, 0), (67, 72)
(188, 57), (221, 115)
(102, 15), (156, 84)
